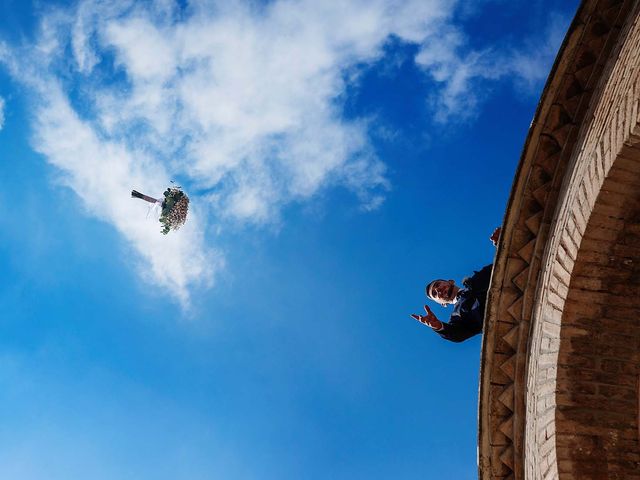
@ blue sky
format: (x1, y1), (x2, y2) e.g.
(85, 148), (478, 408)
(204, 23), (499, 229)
(0, 0), (578, 478)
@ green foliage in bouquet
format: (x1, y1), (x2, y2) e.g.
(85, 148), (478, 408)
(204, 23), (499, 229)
(159, 187), (190, 235)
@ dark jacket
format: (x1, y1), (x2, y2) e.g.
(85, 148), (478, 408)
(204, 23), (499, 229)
(435, 264), (492, 343)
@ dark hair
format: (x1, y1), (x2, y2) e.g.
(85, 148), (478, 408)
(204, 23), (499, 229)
(425, 279), (444, 299)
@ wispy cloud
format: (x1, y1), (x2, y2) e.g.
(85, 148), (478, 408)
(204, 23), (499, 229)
(0, 0), (569, 303)
(416, 12), (569, 122)
(0, 0), (455, 303)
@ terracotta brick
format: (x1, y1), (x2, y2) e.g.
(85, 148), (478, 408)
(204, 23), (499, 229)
(480, 4), (640, 479)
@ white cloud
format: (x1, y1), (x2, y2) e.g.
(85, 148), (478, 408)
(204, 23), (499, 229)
(0, 0), (567, 303)
(60, 0), (458, 217)
(32, 84), (218, 304)
(416, 12), (569, 122)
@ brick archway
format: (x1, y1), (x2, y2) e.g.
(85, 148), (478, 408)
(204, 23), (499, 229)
(478, 0), (640, 478)
(553, 147), (640, 478)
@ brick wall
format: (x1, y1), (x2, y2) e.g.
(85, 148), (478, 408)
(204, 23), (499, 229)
(524, 2), (640, 477)
(555, 153), (640, 478)
(478, 1), (640, 479)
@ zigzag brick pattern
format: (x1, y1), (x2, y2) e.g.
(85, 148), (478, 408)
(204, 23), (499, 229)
(478, 1), (640, 479)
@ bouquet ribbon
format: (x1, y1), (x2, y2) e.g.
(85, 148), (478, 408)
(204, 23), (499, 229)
(146, 200), (163, 219)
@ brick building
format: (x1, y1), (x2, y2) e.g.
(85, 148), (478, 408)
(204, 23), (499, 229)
(479, 0), (640, 478)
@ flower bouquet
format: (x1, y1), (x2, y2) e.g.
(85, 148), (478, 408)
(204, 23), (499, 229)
(131, 186), (190, 234)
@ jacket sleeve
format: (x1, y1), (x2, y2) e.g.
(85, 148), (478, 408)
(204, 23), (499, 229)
(433, 295), (484, 343)
(464, 264), (493, 292)
(433, 320), (482, 343)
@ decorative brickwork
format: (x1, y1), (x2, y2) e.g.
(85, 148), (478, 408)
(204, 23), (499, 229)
(478, 0), (640, 479)
(553, 156), (640, 478)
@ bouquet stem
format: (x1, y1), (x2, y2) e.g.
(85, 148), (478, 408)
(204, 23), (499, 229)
(131, 190), (160, 203)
